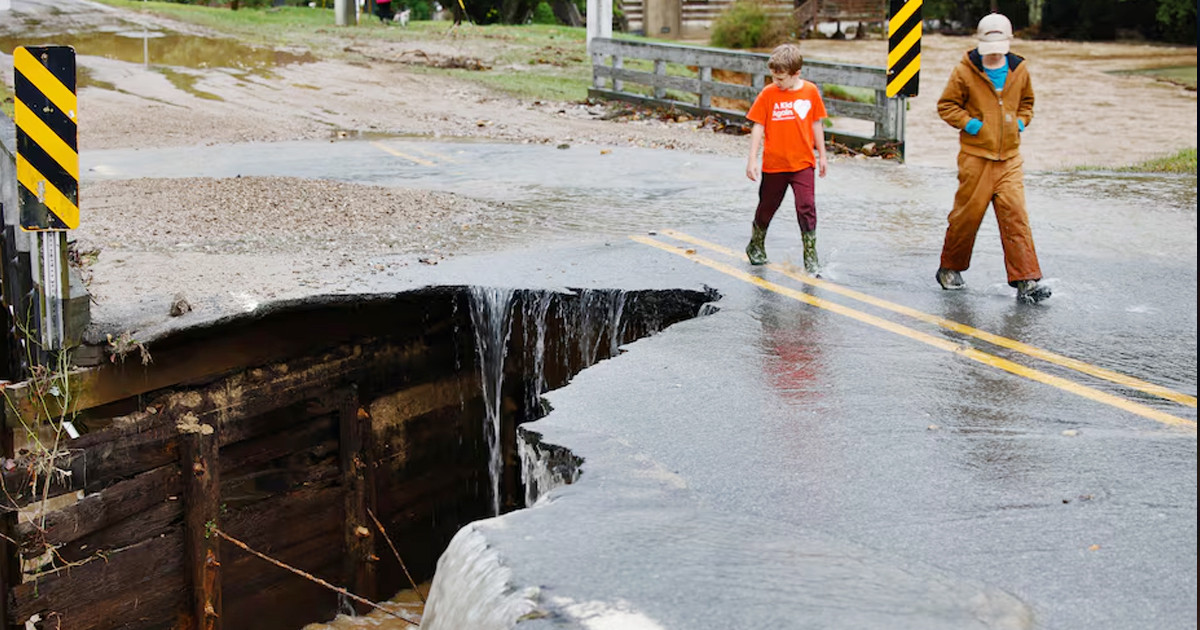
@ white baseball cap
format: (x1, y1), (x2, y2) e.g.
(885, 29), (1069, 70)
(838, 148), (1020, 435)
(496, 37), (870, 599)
(976, 13), (1013, 55)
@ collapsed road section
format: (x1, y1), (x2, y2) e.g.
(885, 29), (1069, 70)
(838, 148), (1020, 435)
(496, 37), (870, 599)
(0, 285), (717, 630)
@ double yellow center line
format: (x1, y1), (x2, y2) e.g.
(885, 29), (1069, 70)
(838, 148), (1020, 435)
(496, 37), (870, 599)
(370, 141), (459, 166)
(632, 230), (1196, 432)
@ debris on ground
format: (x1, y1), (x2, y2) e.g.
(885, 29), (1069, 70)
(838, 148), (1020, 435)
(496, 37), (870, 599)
(169, 294), (192, 317)
(394, 49), (491, 70)
(345, 47), (492, 70)
(827, 138), (904, 160)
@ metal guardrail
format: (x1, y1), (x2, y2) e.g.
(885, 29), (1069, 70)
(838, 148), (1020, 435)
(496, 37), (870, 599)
(588, 37), (906, 157)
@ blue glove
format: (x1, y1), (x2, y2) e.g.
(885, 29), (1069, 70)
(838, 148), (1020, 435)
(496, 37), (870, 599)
(1018, 119), (1025, 132)
(964, 118), (982, 135)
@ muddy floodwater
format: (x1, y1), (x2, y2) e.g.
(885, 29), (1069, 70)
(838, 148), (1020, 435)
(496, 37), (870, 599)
(301, 586), (427, 629)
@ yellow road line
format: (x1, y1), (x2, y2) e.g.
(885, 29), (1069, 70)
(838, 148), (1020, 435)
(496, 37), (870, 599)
(632, 235), (1195, 431)
(370, 141), (435, 166)
(407, 145), (460, 164)
(661, 229), (1197, 409)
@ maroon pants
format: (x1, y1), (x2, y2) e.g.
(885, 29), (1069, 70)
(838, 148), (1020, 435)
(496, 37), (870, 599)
(754, 169), (816, 232)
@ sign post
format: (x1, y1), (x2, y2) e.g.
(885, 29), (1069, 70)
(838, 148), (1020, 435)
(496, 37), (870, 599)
(13, 45), (77, 361)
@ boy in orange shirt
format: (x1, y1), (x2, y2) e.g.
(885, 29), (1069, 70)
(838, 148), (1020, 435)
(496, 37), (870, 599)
(744, 43), (829, 274)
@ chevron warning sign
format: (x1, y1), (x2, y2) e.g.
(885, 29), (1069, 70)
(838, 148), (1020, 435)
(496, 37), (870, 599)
(14, 45), (79, 231)
(887, 0), (921, 98)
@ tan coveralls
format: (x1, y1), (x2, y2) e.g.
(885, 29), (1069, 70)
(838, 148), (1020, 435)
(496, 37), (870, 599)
(936, 50), (1043, 286)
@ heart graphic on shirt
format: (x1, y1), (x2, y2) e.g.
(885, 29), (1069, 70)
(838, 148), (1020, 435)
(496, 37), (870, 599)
(792, 99), (812, 120)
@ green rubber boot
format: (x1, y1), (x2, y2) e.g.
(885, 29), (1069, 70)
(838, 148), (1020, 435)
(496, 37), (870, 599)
(746, 224), (768, 265)
(802, 231), (819, 275)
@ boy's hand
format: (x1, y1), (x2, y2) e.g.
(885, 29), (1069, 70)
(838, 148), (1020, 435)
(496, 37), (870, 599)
(817, 154), (827, 178)
(964, 118), (982, 135)
(746, 162), (759, 181)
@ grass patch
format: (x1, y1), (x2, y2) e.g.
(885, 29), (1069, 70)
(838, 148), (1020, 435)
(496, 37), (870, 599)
(1076, 148), (1197, 174)
(1119, 148), (1197, 174)
(457, 67), (592, 102)
(822, 84), (873, 103)
(1119, 65), (1197, 90)
(93, 0), (341, 49)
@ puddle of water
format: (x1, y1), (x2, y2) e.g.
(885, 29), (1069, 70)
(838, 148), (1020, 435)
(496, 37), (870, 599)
(156, 66), (224, 101)
(0, 30), (316, 76)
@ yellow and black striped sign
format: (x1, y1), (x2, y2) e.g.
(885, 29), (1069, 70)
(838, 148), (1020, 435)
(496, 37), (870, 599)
(887, 0), (921, 98)
(14, 45), (79, 231)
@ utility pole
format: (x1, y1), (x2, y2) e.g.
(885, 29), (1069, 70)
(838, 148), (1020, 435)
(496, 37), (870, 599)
(335, 0), (357, 25)
(586, 0), (612, 53)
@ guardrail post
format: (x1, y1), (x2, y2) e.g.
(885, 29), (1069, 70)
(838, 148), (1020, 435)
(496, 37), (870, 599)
(592, 50), (605, 89)
(874, 88), (889, 140)
(653, 60), (666, 100)
(882, 95), (906, 161)
(698, 66), (712, 109)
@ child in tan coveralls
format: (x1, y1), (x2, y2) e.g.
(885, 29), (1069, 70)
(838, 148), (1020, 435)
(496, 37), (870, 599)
(935, 13), (1051, 303)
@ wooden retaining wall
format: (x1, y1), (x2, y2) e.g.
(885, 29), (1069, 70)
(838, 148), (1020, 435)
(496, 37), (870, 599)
(0, 286), (715, 629)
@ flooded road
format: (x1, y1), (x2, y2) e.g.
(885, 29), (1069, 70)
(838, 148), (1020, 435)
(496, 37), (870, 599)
(4, 0), (1195, 623)
(74, 137), (1198, 628)
(82, 138), (1198, 401)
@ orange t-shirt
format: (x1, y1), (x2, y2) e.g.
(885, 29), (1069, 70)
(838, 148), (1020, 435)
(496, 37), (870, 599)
(746, 81), (827, 173)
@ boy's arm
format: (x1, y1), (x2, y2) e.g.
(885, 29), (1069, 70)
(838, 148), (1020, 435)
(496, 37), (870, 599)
(936, 66), (972, 130)
(1018, 70), (1035, 130)
(811, 118), (827, 178)
(746, 123), (764, 181)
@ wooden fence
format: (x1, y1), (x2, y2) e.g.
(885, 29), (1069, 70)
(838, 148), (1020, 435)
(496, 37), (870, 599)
(589, 37), (906, 157)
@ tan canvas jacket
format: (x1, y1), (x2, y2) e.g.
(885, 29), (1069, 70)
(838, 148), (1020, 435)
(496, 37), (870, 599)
(937, 50), (1035, 161)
